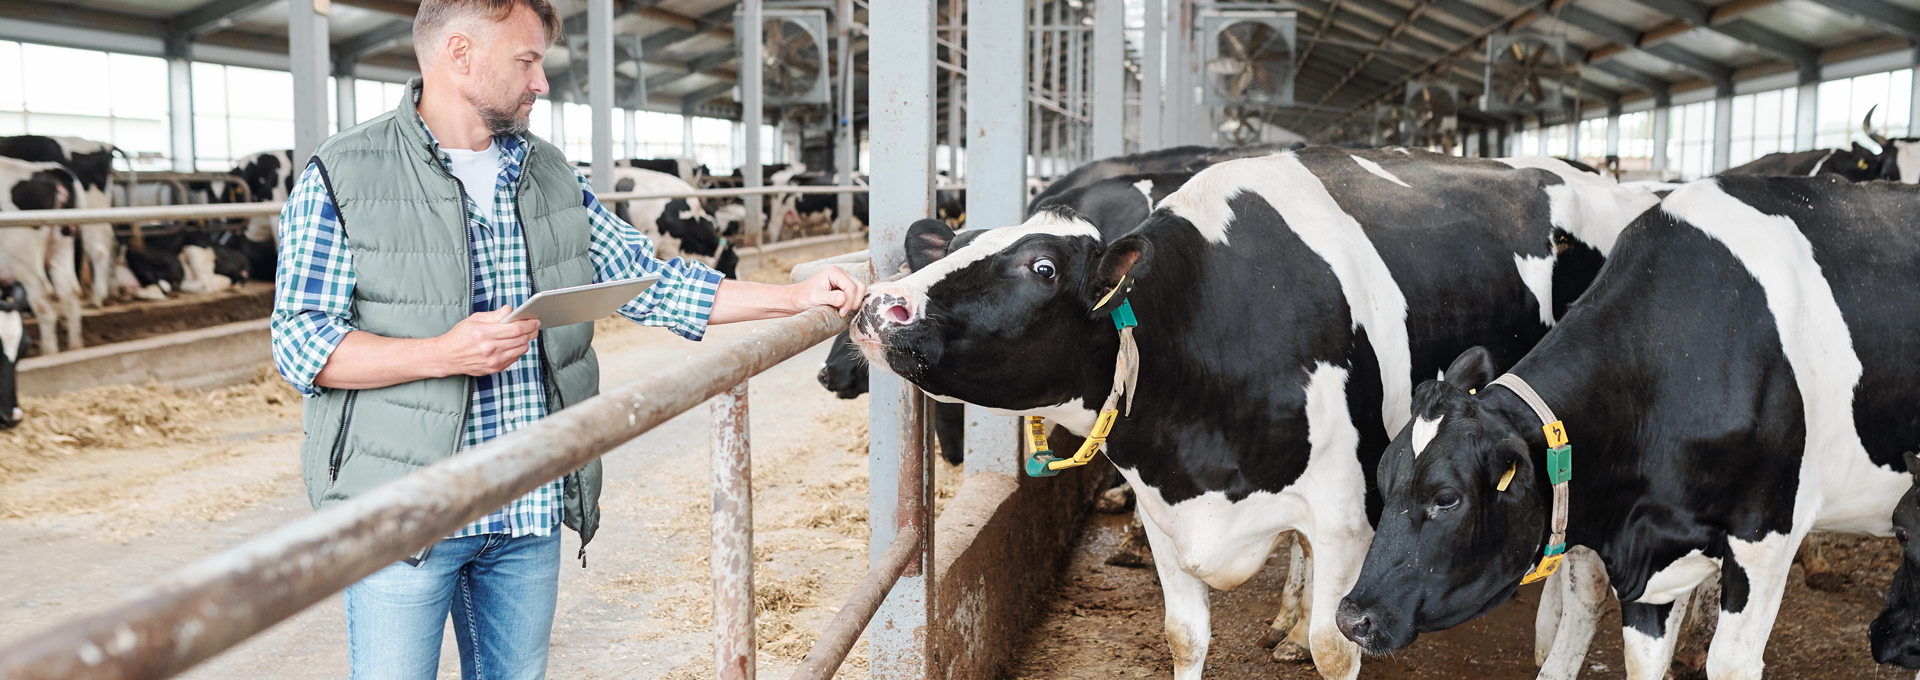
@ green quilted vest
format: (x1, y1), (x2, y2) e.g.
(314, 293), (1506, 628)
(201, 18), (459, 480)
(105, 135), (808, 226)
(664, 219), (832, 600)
(298, 79), (603, 549)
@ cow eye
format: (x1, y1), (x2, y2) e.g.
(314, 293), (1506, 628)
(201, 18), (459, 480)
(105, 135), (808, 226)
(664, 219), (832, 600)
(1900, 528), (1911, 544)
(1031, 258), (1056, 280)
(1432, 490), (1461, 511)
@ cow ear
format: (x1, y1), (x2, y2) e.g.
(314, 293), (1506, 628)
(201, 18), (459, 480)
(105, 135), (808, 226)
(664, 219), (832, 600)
(1086, 234), (1151, 318)
(903, 219), (956, 272)
(1495, 437), (1534, 492)
(1904, 451), (1920, 481)
(1442, 347), (1500, 391)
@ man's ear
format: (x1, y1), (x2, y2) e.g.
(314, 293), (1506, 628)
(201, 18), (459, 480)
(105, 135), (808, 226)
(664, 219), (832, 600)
(1085, 234), (1150, 317)
(1443, 346), (1501, 392)
(903, 219), (956, 273)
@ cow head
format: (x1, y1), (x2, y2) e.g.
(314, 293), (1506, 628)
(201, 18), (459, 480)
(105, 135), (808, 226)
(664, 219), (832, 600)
(229, 152), (286, 203)
(818, 331), (868, 399)
(1864, 106), (1920, 184)
(0, 280), (29, 429)
(850, 208), (1143, 410)
(1870, 451), (1920, 668)
(11, 169), (73, 211)
(1337, 347), (1549, 654)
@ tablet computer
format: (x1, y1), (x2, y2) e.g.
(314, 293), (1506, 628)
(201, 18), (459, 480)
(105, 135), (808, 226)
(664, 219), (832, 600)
(500, 276), (661, 328)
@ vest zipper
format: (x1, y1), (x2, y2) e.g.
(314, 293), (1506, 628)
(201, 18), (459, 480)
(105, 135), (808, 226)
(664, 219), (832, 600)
(440, 162), (478, 453)
(327, 391), (359, 487)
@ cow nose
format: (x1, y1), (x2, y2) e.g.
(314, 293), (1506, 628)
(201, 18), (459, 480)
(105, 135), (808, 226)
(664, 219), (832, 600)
(817, 367), (833, 388)
(860, 293), (917, 327)
(1335, 599), (1375, 647)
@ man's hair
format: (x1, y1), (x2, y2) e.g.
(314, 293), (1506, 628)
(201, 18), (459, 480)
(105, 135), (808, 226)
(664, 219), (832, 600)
(413, 0), (562, 68)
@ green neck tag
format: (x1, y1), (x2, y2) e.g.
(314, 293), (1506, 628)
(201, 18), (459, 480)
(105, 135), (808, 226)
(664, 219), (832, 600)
(1111, 300), (1138, 330)
(1547, 444), (1573, 485)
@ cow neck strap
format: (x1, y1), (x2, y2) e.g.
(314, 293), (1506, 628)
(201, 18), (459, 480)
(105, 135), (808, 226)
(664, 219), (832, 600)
(1024, 300), (1140, 477)
(1489, 373), (1572, 586)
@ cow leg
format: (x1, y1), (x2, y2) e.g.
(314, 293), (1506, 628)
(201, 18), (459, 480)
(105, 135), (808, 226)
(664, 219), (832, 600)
(45, 230), (82, 351)
(1537, 546), (1610, 680)
(15, 269), (57, 356)
(1669, 571), (1720, 680)
(1704, 534), (1799, 680)
(1620, 599), (1690, 680)
(1535, 565), (1564, 667)
(1304, 525), (1366, 680)
(1138, 507), (1211, 680)
(1258, 531), (1314, 663)
(80, 223), (114, 306)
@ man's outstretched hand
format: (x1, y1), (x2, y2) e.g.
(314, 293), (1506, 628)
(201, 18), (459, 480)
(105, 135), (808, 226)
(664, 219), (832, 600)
(709, 266), (868, 325)
(787, 266), (866, 317)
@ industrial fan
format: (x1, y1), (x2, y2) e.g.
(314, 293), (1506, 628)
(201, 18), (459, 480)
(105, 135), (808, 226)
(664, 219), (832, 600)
(748, 9), (831, 106)
(1483, 34), (1571, 113)
(1372, 106), (1411, 147)
(562, 34), (647, 109)
(1405, 81), (1459, 146)
(1201, 11), (1295, 107)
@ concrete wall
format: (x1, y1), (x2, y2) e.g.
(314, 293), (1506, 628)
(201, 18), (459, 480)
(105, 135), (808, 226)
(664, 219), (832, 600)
(17, 319), (271, 397)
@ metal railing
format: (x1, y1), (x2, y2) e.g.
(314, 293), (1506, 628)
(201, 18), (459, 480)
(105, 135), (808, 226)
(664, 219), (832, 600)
(0, 262), (914, 680)
(0, 184), (967, 229)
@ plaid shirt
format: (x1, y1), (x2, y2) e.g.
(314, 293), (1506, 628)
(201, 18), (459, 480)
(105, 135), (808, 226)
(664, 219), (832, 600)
(272, 120), (725, 539)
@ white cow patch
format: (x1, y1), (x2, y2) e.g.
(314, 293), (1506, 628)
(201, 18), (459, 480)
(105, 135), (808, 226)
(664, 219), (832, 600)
(1410, 416), (1442, 456)
(1808, 150), (1838, 177)
(1133, 178), (1155, 202)
(1897, 141), (1920, 185)
(1161, 153), (1414, 434)
(876, 210), (1101, 309)
(1634, 549), (1719, 605)
(1351, 155), (1411, 188)
(0, 310), (21, 362)
(985, 400), (1099, 438)
(1496, 157), (1657, 256)
(1662, 180), (1908, 534)
(1513, 253), (1557, 327)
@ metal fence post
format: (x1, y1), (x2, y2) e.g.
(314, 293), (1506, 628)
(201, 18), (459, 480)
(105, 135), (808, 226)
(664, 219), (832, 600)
(965, 0), (1031, 478)
(868, 0), (937, 675)
(711, 381), (755, 680)
(288, 0), (330, 164)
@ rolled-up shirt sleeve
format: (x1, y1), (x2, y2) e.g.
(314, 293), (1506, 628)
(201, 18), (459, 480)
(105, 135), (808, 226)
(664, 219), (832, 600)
(270, 162), (359, 397)
(576, 168), (725, 341)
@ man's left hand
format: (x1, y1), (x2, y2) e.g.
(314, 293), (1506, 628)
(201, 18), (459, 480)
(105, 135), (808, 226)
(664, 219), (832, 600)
(788, 266), (866, 317)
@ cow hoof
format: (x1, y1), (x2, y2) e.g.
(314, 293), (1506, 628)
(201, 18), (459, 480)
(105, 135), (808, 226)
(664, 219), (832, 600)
(1257, 627), (1286, 649)
(1094, 483), (1135, 513)
(1270, 641), (1312, 663)
(1104, 547), (1153, 569)
(1804, 571), (1848, 592)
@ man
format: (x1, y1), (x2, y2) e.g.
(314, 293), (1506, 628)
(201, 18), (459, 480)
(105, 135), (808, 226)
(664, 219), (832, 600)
(268, 1), (864, 678)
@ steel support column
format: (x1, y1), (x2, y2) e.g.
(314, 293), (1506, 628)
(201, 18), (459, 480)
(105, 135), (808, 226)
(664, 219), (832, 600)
(1712, 87), (1732, 173)
(1652, 102), (1670, 171)
(289, 0), (331, 164)
(1910, 63), (1920, 139)
(683, 113), (696, 159)
(1142, 0), (1164, 151)
(1796, 77), (1818, 151)
(166, 36), (195, 172)
(1093, 0), (1125, 158)
(966, 0), (1030, 477)
(742, 0), (764, 239)
(335, 70), (357, 130)
(837, 0), (856, 231)
(625, 109), (637, 159)
(552, 98), (566, 148)
(868, 0), (936, 676)
(589, 0), (614, 193)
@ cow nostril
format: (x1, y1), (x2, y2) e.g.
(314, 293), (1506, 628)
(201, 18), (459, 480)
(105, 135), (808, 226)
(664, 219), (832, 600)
(886, 304), (911, 324)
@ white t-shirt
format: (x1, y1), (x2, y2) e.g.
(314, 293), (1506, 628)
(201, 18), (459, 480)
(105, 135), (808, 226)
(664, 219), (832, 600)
(441, 141), (501, 215)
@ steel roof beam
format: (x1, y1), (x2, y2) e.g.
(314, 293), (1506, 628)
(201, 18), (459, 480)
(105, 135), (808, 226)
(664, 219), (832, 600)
(1797, 0), (1920, 41)
(681, 81), (736, 108)
(643, 6), (740, 54)
(168, 0), (276, 39)
(1587, 60), (1672, 96)
(334, 19), (414, 60)
(1624, 0), (1817, 65)
(1547, 5), (1733, 86)
(644, 49), (740, 89)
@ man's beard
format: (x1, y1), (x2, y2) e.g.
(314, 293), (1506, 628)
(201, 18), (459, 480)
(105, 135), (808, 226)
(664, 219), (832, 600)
(471, 90), (537, 136)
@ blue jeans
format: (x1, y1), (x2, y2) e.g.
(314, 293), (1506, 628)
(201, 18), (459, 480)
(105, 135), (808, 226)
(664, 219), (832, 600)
(345, 532), (561, 680)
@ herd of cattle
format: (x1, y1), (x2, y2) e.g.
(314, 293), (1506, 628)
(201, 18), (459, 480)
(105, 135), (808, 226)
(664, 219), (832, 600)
(836, 120), (1920, 679)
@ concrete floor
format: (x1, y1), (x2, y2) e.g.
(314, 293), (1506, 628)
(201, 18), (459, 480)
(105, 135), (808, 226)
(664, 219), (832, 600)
(0, 318), (879, 679)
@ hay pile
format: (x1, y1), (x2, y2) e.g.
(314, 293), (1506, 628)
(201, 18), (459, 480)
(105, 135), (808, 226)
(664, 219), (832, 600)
(0, 368), (299, 483)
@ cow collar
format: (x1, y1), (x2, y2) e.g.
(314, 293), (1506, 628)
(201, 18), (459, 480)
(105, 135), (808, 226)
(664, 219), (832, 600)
(1489, 373), (1573, 585)
(1024, 289), (1141, 478)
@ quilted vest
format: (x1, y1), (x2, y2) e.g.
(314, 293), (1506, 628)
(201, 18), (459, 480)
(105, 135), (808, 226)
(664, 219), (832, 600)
(297, 79), (602, 548)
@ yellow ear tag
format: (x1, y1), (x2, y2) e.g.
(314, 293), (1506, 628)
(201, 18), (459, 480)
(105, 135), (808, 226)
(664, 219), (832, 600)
(1520, 553), (1564, 584)
(1496, 462), (1517, 491)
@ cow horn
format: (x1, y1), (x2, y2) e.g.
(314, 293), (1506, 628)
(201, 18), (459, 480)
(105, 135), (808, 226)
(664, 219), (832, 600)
(1864, 104), (1892, 149)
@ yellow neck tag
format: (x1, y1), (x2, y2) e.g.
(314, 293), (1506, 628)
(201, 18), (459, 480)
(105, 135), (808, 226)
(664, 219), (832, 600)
(1543, 420), (1569, 448)
(1520, 553), (1564, 584)
(1496, 462), (1517, 491)
(1026, 416), (1052, 455)
(1046, 409), (1120, 471)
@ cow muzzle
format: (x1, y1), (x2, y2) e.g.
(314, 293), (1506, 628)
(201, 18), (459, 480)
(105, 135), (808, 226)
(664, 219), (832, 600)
(851, 289), (919, 344)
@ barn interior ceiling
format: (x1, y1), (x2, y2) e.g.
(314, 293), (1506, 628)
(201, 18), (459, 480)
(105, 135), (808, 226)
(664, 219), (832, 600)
(1, 0), (1913, 141)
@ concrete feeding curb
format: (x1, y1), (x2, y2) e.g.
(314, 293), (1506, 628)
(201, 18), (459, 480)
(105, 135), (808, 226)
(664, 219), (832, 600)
(17, 318), (272, 397)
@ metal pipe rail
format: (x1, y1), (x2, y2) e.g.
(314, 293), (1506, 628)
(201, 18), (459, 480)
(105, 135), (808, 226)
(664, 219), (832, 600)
(0, 185), (974, 229)
(0, 269), (902, 680)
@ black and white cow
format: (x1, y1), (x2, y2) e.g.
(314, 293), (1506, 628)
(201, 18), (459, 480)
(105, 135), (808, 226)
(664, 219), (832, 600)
(1720, 145), (1886, 181)
(1025, 143), (1300, 213)
(1861, 106), (1920, 184)
(0, 157), (82, 354)
(1870, 453), (1920, 667)
(626, 157), (708, 186)
(850, 147), (1656, 680)
(0, 279), (29, 428)
(607, 167), (738, 279)
(1026, 172), (1192, 228)
(1337, 175), (1916, 679)
(0, 135), (119, 306)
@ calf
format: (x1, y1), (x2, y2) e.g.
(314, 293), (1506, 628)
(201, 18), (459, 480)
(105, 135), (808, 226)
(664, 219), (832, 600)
(606, 167), (738, 279)
(1338, 175), (1916, 679)
(851, 147), (1654, 680)
(0, 279), (28, 428)
(0, 159), (82, 354)
(0, 135), (118, 306)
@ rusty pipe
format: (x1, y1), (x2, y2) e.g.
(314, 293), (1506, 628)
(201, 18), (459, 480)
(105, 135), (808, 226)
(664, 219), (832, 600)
(785, 525), (925, 680)
(0, 305), (853, 680)
(710, 381), (755, 680)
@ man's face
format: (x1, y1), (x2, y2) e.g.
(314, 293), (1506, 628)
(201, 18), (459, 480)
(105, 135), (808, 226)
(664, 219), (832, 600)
(460, 4), (550, 136)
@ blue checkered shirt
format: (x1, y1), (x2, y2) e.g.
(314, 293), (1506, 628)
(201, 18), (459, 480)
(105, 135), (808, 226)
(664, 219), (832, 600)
(272, 122), (725, 539)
